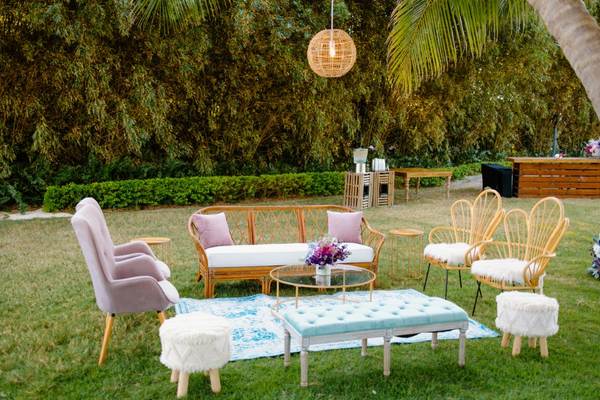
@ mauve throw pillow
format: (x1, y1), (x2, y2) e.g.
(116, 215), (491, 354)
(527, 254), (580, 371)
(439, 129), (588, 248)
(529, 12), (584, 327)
(327, 211), (363, 244)
(192, 212), (234, 249)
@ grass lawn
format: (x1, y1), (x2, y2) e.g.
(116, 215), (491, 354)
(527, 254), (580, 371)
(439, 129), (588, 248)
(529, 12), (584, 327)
(1, 182), (599, 399)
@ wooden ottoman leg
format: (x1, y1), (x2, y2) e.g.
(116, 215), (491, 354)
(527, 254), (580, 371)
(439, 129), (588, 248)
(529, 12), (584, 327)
(171, 370), (180, 383)
(209, 369), (221, 393)
(501, 333), (511, 348)
(177, 371), (190, 398)
(512, 335), (522, 356)
(540, 337), (549, 358)
(529, 337), (537, 348)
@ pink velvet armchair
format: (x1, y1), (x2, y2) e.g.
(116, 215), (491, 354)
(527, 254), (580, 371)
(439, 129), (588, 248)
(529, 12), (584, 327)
(71, 201), (179, 365)
(75, 197), (171, 279)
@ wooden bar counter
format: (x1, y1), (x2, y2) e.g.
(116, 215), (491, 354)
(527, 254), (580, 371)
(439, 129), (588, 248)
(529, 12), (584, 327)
(508, 157), (600, 198)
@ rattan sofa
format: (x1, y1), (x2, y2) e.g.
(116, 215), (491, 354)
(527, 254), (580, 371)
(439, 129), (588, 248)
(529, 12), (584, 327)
(188, 205), (386, 298)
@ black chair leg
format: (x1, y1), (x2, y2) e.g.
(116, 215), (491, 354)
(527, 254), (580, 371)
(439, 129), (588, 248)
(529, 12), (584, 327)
(458, 270), (463, 288)
(444, 270), (449, 299)
(472, 282), (483, 316)
(423, 264), (431, 292)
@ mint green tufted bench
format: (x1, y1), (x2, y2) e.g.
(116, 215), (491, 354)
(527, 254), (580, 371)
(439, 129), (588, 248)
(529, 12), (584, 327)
(282, 296), (469, 387)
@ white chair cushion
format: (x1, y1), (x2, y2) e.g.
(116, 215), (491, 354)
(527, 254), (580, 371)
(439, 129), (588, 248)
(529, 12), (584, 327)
(470, 258), (532, 285)
(205, 243), (374, 268)
(423, 242), (475, 266)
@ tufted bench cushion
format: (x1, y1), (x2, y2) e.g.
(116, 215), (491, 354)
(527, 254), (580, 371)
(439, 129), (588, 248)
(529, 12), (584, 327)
(282, 296), (469, 387)
(284, 297), (468, 337)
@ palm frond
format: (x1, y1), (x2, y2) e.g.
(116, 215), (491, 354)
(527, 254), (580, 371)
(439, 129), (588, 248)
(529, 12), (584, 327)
(133, 0), (229, 31)
(387, 0), (530, 94)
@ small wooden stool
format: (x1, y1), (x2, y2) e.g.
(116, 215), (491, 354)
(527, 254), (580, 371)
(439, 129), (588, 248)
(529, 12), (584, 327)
(159, 312), (232, 397)
(495, 292), (559, 358)
(131, 237), (171, 267)
(388, 229), (424, 281)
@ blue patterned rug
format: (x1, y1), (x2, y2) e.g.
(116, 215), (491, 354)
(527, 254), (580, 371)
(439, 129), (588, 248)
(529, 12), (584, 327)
(175, 289), (499, 361)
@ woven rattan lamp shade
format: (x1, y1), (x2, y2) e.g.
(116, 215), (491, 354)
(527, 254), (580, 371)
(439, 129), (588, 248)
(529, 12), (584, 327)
(307, 29), (356, 78)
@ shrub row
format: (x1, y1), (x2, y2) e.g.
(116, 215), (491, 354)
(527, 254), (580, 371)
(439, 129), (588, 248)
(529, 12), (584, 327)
(43, 172), (346, 212)
(43, 162), (507, 212)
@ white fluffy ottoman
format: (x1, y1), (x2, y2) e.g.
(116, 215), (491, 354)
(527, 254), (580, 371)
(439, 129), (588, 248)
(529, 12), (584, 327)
(159, 312), (232, 397)
(495, 292), (559, 358)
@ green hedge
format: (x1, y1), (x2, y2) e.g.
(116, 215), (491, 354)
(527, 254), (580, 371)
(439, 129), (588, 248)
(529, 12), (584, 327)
(43, 162), (510, 212)
(43, 172), (345, 212)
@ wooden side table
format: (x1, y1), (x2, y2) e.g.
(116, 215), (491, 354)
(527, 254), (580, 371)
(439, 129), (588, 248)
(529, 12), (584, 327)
(388, 229), (424, 280)
(130, 237), (172, 267)
(389, 168), (452, 202)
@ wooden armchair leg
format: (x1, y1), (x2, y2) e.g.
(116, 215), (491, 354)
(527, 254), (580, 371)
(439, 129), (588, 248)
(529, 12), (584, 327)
(99, 313), (115, 365)
(157, 311), (166, 324)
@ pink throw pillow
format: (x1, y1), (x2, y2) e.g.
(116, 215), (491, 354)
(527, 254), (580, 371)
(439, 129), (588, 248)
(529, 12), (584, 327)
(192, 212), (234, 249)
(327, 211), (363, 244)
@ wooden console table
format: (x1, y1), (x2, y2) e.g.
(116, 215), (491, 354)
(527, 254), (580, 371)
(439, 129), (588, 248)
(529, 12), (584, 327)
(508, 157), (600, 198)
(390, 168), (452, 202)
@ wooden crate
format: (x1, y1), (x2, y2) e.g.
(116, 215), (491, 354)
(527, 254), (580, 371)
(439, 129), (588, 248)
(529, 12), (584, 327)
(509, 157), (600, 198)
(344, 172), (373, 209)
(371, 171), (395, 207)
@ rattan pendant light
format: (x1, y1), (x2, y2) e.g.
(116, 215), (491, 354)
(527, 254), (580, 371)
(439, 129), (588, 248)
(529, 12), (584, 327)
(307, 0), (356, 78)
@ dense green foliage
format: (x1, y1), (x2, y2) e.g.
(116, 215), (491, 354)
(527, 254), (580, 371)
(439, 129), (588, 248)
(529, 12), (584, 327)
(1, 1), (599, 209)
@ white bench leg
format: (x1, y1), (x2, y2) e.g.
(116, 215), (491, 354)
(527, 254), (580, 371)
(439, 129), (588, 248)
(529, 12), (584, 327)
(383, 334), (392, 377)
(300, 340), (309, 387)
(459, 325), (467, 367)
(431, 332), (438, 350)
(361, 338), (368, 356)
(284, 329), (291, 367)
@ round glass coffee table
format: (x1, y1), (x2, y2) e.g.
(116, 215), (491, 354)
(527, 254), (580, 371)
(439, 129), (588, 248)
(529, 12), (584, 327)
(269, 264), (376, 318)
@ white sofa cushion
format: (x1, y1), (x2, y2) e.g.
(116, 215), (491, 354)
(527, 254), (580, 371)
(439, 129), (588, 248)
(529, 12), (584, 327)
(205, 243), (374, 268)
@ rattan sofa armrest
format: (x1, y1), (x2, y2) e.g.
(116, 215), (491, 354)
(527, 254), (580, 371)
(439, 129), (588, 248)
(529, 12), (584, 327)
(360, 218), (386, 264)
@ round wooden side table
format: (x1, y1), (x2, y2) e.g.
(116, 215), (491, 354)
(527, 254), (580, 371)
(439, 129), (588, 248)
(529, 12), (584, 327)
(130, 237), (172, 267)
(388, 229), (424, 280)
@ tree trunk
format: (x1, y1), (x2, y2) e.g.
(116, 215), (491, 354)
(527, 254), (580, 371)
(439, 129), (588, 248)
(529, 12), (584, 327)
(528, 0), (600, 121)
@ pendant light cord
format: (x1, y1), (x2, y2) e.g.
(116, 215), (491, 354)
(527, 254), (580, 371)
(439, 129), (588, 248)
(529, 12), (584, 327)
(330, 0), (334, 30)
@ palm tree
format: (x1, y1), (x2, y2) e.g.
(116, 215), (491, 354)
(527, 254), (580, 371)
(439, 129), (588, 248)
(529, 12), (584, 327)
(387, 0), (600, 120)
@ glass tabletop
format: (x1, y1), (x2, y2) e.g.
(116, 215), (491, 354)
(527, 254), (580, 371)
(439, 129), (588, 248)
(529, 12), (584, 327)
(270, 264), (376, 289)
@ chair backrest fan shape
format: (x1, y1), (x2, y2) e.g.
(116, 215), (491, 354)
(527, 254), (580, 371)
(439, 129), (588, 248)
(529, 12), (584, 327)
(528, 197), (567, 260)
(451, 189), (503, 245)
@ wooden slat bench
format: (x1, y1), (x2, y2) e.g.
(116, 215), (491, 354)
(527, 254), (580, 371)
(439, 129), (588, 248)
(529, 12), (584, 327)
(282, 296), (469, 387)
